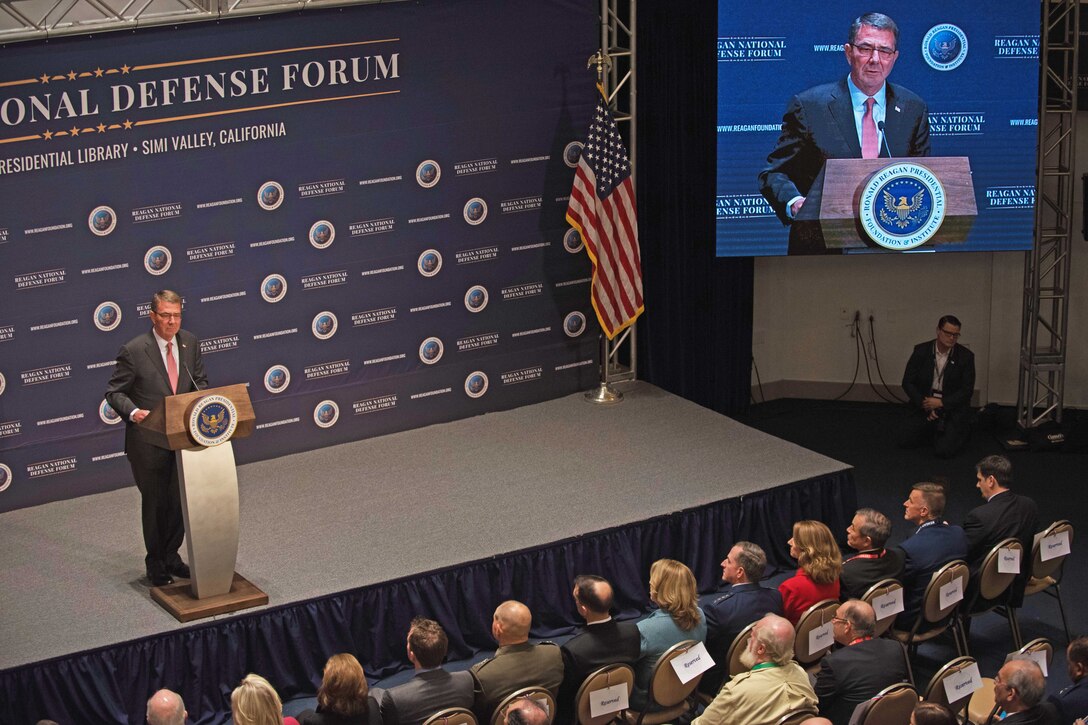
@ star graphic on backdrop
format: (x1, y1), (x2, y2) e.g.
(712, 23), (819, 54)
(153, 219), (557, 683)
(97, 123), (107, 133)
(121, 64), (130, 74)
(94, 67), (104, 77)
(67, 70), (77, 81)
(123, 119), (133, 129)
(70, 126), (80, 136)
(43, 129), (54, 140)
(40, 73), (50, 84)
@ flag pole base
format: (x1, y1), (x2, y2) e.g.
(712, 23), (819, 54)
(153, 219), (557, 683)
(584, 382), (623, 405)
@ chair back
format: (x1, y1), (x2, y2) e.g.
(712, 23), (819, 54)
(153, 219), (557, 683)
(922, 560), (969, 624)
(726, 622), (756, 678)
(978, 538), (1022, 601)
(573, 664), (635, 725)
(645, 639), (703, 709)
(490, 687), (556, 725)
(855, 682), (917, 725)
(792, 599), (839, 665)
(772, 706), (819, 725)
(1031, 520), (1074, 580)
(424, 708), (478, 725)
(861, 578), (905, 637)
(1019, 637), (1054, 667)
(923, 656), (978, 718)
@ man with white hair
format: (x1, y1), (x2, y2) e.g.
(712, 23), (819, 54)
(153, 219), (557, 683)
(993, 657), (1060, 724)
(693, 614), (817, 725)
(146, 689), (186, 725)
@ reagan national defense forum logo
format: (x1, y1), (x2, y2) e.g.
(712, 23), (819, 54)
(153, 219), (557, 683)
(314, 400), (339, 428)
(563, 142), (583, 168)
(923, 24), (968, 71)
(859, 163), (946, 251)
(416, 160), (441, 188)
(465, 285), (489, 313)
(312, 311), (338, 340)
(94, 301), (122, 332)
(258, 181), (285, 211)
(89, 205), (117, 236)
(0, 371), (6, 397)
(418, 249), (442, 277)
(564, 311), (587, 338)
(419, 336), (444, 365)
(465, 371), (489, 398)
(261, 274), (287, 303)
(263, 365), (291, 394)
(99, 400), (122, 425)
(309, 220), (335, 249)
(563, 227), (584, 254)
(0, 463), (12, 493)
(188, 394), (238, 447)
(463, 198), (488, 225)
(144, 245), (173, 275)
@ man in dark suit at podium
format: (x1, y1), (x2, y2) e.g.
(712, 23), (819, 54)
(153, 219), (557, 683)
(758, 12), (930, 227)
(105, 290), (207, 586)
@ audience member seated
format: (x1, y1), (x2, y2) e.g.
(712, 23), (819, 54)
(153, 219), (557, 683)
(379, 618), (473, 725)
(893, 482), (968, 629)
(557, 574), (640, 722)
(497, 696), (549, 725)
(993, 657), (1061, 724)
(840, 508), (904, 600)
(471, 600), (563, 722)
(963, 454), (1040, 609)
(146, 689), (186, 725)
(297, 654), (378, 725)
(911, 702), (958, 725)
(632, 558), (707, 710)
(1049, 637), (1088, 724)
(779, 520), (842, 624)
(813, 600), (910, 725)
(232, 673), (301, 725)
(700, 541), (783, 695)
(692, 614), (817, 725)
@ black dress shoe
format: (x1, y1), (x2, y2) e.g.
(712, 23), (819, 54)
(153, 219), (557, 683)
(148, 570), (174, 587)
(167, 561), (191, 579)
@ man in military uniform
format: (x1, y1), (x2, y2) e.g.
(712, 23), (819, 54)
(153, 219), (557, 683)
(471, 600), (563, 722)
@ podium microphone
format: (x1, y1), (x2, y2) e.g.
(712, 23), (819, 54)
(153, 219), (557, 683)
(877, 120), (892, 159)
(183, 361), (203, 392)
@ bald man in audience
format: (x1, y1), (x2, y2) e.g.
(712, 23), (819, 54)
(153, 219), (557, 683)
(499, 696), (550, 725)
(814, 600), (910, 725)
(693, 614), (817, 725)
(146, 689), (186, 725)
(471, 600), (563, 721)
(993, 657), (1060, 724)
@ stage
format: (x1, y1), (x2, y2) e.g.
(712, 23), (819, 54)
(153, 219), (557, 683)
(0, 382), (855, 724)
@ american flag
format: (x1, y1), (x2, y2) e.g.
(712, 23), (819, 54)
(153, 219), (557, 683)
(565, 90), (644, 339)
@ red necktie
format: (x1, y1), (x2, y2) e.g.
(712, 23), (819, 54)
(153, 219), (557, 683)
(166, 341), (179, 394)
(862, 97), (879, 159)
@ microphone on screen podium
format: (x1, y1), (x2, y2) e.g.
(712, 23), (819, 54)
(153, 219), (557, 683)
(877, 120), (892, 158)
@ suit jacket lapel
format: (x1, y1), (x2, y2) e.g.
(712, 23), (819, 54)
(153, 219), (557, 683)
(830, 79), (862, 158)
(142, 331), (173, 393)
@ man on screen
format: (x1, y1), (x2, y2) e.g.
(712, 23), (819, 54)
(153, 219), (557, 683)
(758, 12), (930, 225)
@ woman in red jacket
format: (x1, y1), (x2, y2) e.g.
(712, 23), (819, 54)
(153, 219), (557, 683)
(778, 520), (843, 623)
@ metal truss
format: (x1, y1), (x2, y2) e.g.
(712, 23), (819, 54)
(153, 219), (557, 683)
(594, 0), (638, 395)
(1017, 0), (1078, 429)
(0, 0), (401, 44)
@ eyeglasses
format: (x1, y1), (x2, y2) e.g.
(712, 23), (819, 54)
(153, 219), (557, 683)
(851, 43), (896, 59)
(938, 328), (961, 338)
(832, 617), (849, 625)
(153, 312), (182, 320)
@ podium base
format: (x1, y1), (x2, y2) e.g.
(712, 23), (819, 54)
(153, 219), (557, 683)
(150, 572), (268, 622)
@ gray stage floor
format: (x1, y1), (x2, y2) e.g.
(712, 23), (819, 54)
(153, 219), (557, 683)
(0, 382), (849, 672)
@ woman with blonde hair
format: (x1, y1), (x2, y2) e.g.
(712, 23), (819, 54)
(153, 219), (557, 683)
(298, 653), (379, 725)
(631, 558), (707, 710)
(778, 520), (843, 623)
(231, 673), (299, 725)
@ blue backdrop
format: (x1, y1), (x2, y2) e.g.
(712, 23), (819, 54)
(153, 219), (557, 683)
(716, 2), (1039, 256)
(0, 0), (600, 511)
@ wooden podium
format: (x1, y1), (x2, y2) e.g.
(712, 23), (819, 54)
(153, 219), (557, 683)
(138, 383), (268, 621)
(789, 156), (978, 254)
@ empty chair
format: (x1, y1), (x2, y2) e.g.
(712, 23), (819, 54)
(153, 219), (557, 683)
(573, 664), (634, 725)
(1017, 520), (1074, 644)
(423, 708), (478, 725)
(965, 538), (1023, 648)
(890, 560), (970, 658)
(852, 682), (918, 725)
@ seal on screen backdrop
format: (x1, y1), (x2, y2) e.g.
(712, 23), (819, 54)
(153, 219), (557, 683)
(419, 336), (444, 365)
(99, 399), (122, 425)
(309, 220), (335, 249)
(0, 371), (5, 397)
(563, 141), (584, 168)
(465, 371), (489, 398)
(416, 160), (441, 188)
(258, 181), (284, 211)
(264, 365), (291, 394)
(923, 24), (968, 71)
(564, 311), (587, 338)
(0, 463), (12, 493)
(463, 197), (488, 225)
(563, 227), (584, 254)
(188, 394), (238, 447)
(313, 400), (339, 428)
(89, 205), (117, 236)
(144, 245), (172, 276)
(464, 285), (489, 313)
(312, 311), (338, 340)
(261, 274), (287, 303)
(417, 249), (442, 277)
(94, 301), (122, 332)
(858, 162), (946, 251)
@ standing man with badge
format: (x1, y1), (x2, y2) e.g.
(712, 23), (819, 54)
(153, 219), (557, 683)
(106, 290), (207, 586)
(900, 315), (975, 458)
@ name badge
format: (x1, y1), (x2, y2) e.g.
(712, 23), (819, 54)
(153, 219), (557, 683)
(939, 579), (964, 609)
(1040, 530), (1071, 561)
(872, 589), (905, 619)
(808, 622), (834, 653)
(670, 641), (715, 684)
(942, 662), (982, 705)
(998, 547), (1021, 574)
(589, 683), (629, 718)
